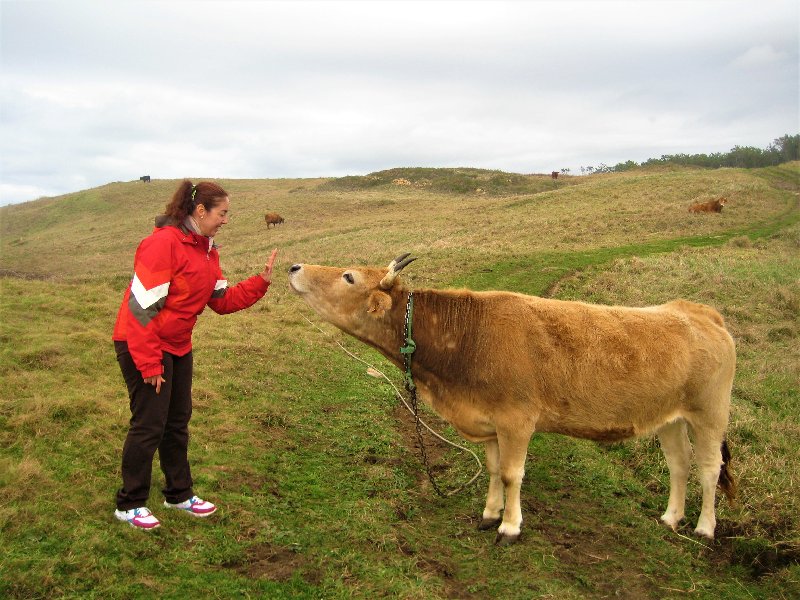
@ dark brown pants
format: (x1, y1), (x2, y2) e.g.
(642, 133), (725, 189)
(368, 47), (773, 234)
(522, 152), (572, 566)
(115, 341), (195, 510)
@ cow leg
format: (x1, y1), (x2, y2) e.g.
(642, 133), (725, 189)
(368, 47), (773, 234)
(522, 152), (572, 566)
(690, 426), (725, 539)
(656, 419), (691, 530)
(478, 438), (503, 530)
(494, 430), (531, 545)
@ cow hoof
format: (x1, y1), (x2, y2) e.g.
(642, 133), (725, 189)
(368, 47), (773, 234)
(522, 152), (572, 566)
(494, 532), (520, 546)
(694, 526), (715, 540)
(478, 517), (502, 531)
(660, 512), (683, 531)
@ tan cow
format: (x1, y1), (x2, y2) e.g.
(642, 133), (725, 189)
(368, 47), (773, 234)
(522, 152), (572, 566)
(689, 197), (727, 213)
(288, 255), (737, 543)
(265, 212), (285, 227)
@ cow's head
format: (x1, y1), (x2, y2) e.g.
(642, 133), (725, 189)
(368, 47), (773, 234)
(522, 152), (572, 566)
(288, 253), (416, 333)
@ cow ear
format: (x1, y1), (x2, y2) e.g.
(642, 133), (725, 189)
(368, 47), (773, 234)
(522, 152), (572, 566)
(367, 291), (392, 318)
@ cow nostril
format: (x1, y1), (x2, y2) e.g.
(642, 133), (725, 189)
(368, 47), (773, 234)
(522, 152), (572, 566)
(289, 264), (302, 274)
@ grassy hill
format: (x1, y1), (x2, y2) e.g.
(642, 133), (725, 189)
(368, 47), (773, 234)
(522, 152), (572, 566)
(1, 164), (798, 598)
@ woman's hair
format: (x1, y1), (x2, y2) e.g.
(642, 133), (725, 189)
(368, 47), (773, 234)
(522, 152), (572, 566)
(164, 180), (228, 223)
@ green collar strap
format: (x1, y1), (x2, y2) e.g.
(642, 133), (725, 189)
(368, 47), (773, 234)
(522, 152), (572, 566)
(400, 292), (416, 392)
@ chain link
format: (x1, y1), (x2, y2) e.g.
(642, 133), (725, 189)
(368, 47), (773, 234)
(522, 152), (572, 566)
(403, 292), (447, 498)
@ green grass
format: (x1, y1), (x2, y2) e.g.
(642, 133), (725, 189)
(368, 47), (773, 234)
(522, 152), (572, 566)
(1, 163), (798, 598)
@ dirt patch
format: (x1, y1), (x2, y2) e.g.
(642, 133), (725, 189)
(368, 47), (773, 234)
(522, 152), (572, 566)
(223, 542), (321, 584)
(527, 489), (798, 593)
(212, 465), (283, 498)
(398, 539), (480, 600)
(522, 493), (659, 598)
(712, 517), (800, 578)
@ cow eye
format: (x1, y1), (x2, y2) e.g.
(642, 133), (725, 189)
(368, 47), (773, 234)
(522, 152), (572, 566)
(343, 272), (355, 284)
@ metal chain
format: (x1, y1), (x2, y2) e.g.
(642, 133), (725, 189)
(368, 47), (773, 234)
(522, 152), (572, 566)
(402, 292), (447, 498)
(408, 384), (447, 497)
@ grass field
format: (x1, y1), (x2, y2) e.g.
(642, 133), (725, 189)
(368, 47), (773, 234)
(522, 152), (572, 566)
(1, 163), (798, 598)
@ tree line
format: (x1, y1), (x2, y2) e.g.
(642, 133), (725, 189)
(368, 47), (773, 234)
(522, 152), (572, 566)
(573, 134), (799, 174)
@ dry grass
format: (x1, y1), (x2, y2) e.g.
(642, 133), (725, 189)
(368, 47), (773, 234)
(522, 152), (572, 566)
(1, 166), (792, 284)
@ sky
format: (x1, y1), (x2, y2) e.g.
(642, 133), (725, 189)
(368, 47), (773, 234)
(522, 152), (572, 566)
(1, 0), (798, 206)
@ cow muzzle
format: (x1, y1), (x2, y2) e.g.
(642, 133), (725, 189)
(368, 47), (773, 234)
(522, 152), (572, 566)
(288, 264), (304, 292)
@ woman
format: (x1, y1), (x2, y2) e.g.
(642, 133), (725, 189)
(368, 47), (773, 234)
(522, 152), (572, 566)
(112, 180), (277, 530)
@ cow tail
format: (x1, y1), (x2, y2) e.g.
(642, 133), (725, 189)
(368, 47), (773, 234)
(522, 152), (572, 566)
(718, 438), (737, 503)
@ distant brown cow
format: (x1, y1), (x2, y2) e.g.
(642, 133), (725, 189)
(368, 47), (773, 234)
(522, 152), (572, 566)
(265, 212), (285, 227)
(689, 198), (727, 213)
(551, 171), (559, 179)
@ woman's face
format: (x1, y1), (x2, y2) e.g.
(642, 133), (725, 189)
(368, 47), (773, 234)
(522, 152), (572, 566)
(197, 196), (230, 237)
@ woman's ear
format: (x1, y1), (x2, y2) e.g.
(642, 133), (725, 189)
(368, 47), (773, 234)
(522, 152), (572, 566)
(366, 291), (392, 318)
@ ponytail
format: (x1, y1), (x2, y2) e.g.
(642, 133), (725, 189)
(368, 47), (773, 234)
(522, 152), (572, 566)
(163, 180), (229, 223)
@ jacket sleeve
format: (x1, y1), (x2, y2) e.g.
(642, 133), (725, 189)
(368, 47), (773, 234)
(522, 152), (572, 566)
(207, 261), (269, 315)
(125, 234), (173, 378)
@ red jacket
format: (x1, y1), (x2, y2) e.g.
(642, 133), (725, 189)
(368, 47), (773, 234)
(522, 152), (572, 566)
(113, 219), (269, 378)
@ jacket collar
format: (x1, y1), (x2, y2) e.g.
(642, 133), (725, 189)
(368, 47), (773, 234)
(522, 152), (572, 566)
(153, 214), (217, 251)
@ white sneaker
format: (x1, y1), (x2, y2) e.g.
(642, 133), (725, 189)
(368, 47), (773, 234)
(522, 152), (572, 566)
(114, 507), (161, 530)
(163, 495), (217, 517)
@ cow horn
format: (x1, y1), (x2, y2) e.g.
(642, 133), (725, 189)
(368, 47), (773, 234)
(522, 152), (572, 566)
(379, 253), (417, 289)
(387, 253), (411, 271)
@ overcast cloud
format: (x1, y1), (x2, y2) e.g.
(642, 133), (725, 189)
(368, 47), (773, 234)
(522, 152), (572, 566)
(1, 0), (797, 205)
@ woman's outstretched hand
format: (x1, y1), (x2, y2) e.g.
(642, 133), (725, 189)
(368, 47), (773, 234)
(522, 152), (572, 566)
(261, 248), (279, 283)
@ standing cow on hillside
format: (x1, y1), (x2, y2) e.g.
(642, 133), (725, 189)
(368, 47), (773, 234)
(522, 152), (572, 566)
(289, 254), (737, 544)
(689, 197), (727, 213)
(264, 212), (285, 227)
